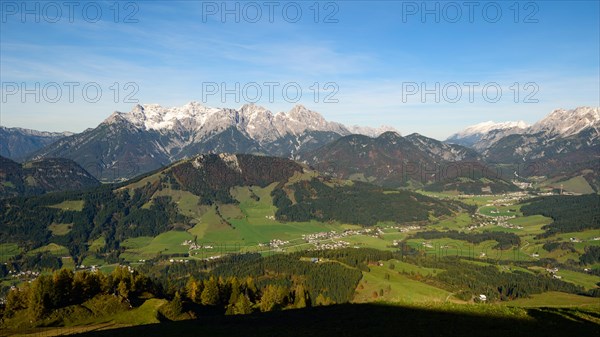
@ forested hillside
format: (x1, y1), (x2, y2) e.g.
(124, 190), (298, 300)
(520, 194), (600, 236)
(0, 154), (466, 269)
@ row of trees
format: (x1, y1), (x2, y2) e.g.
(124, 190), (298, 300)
(182, 275), (314, 315)
(579, 246), (600, 265)
(3, 266), (155, 321)
(2, 249), (390, 325)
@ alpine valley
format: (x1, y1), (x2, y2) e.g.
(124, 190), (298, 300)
(0, 104), (599, 337)
(4, 2), (598, 335)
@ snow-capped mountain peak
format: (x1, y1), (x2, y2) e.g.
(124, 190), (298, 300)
(446, 120), (529, 150)
(529, 106), (600, 138)
(348, 125), (400, 138)
(116, 102), (220, 132)
(274, 104), (349, 135)
(452, 120), (529, 138)
(103, 102), (409, 141)
(286, 104), (326, 125)
(446, 106), (600, 151)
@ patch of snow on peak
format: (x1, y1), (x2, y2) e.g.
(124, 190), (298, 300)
(119, 102), (221, 132)
(348, 125), (400, 138)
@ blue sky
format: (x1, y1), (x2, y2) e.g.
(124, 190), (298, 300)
(1, 0), (599, 139)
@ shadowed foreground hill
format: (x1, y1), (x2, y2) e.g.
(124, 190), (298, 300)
(71, 303), (599, 337)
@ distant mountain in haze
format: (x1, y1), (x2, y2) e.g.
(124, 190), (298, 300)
(446, 120), (529, 151)
(0, 126), (73, 160)
(449, 107), (600, 191)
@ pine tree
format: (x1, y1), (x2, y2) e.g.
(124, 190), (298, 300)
(52, 269), (74, 307)
(117, 280), (129, 299)
(233, 294), (253, 315)
(244, 276), (257, 301)
(170, 291), (183, 316)
(315, 293), (332, 306)
(28, 275), (53, 322)
(185, 277), (201, 303)
(5, 286), (29, 315)
(201, 276), (220, 306)
(294, 284), (308, 309)
(228, 280), (241, 307)
(259, 284), (287, 312)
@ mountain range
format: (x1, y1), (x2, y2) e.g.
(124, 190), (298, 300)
(21, 103), (397, 181)
(447, 107), (599, 152)
(1, 104), (598, 192)
(0, 126), (73, 160)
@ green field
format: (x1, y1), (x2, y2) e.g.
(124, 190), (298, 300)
(385, 259), (442, 276)
(110, 299), (166, 325)
(80, 255), (105, 267)
(354, 262), (452, 303)
(479, 205), (519, 217)
(555, 230), (600, 242)
(508, 214), (552, 228)
(61, 257), (76, 269)
(430, 212), (472, 230)
(0, 243), (21, 263)
(27, 243), (69, 257)
(121, 231), (194, 261)
(555, 269), (600, 290)
(540, 175), (595, 194)
(505, 291), (600, 307)
(88, 236), (106, 253)
(47, 200), (85, 211)
(48, 223), (73, 236)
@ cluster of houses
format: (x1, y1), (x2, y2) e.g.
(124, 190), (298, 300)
(396, 225), (421, 233)
(466, 219), (495, 231)
(169, 258), (190, 263)
(475, 201), (522, 230)
(312, 240), (350, 251)
(546, 267), (562, 279)
(8, 269), (40, 279)
(512, 181), (532, 189)
(421, 241), (434, 249)
(259, 239), (290, 249)
(496, 220), (523, 230)
(76, 264), (99, 272)
(302, 228), (384, 245)
(181, 240), (213, 251)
